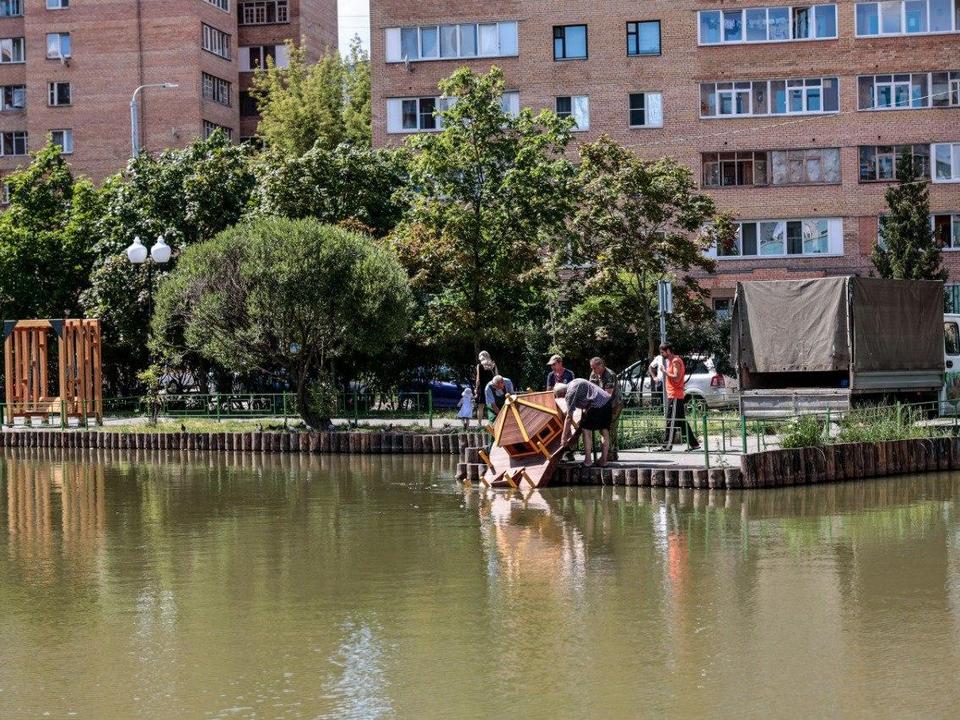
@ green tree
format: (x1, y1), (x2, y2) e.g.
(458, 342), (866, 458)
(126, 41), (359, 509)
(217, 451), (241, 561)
(872, 152), (946, 281)
(251, 41), (371, 155)
(392, 67), (576, 369)
(0, 143), (103, 320)
(152, 218), (412, 427)
(566, 136), (733, 358)
(81, 131), (256, 392)
(253, 143), (407, 237)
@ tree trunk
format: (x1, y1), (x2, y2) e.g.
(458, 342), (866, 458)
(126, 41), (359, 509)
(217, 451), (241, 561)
(296, 378), (330, 430)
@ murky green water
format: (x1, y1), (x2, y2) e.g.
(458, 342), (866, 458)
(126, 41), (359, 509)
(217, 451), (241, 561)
(1, 449), (959, 719)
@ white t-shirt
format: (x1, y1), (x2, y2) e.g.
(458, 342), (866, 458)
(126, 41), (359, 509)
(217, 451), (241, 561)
(649, 355), (665, 381)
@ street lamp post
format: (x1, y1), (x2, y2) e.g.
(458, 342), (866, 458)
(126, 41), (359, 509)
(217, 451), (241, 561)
(126, 234), (172, 321)
(130, 83), (179, 158)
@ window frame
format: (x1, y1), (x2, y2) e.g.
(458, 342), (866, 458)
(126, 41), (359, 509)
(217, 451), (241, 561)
(237, 0), (289, 26)
(2, 0), (23, 16)
(698, 4), (839, 45)
(859, 71), (960, 110)
(202, 0), (229, 11)
(933, 213), (960, 249)
(47, 81), (70, 107)
(202, 72), (232, 107)
(700, 77), (839, 118)
(45, 32), (70, 59)
(202, 120), (234, 140)
(50, 128), (73, 154)
(626, 20), (661, 56)
(628, 92), (664, 128)
(715, 218), (842, 258)
(553, 24), (588, 61)
(385, 21), (518, 63)
(933, 142), (960, 183)
(858, 144), (931, 182)
(201, 23), (231, 60)
(854, 0), (960, 36)
(555, 95), (590, 130)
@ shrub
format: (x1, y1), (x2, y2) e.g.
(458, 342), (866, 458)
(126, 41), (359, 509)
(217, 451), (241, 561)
(779, 414), (823, 449)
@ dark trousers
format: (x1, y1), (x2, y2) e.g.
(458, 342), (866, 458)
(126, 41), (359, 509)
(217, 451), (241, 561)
(664, 398), (699, 449)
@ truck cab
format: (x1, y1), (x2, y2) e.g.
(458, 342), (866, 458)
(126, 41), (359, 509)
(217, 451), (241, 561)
(942, 314), (960, 412)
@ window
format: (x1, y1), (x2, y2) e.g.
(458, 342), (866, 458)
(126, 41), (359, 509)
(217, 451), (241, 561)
(201, 24), (231, 59)
(628, 92), (663, 127)
(713, 298), (733, 319)
(203, 0), (228, 10)
(627, 21), (660, 55)
(556, 96), (589, 130)
(716, 219), (842, 257)
(0, 131), (26, 156)
(934, 143), (960, 182)
(47, 82), (70, 106)
(2, 85), (24, 110)
(701, 77), (838, 117)
(50, 129), (72, 154)
(202, 120), (233, 139)
(859, 144), (931, 181)
(240, 44), (289, 70)
(699, 5), (838, 44)
(856, 0), (959, 35)
(2, 1), (23, 16)
(702, 148), (840, 187)
(46, 0), (68, 8)
(46, 32), (70, 59)
(553, 25), (587, 60)
(238, 0), (288, 24)
(933, 214), (960, 248)
(202, 73), (231, 106)
(385, 21), (518, 62)
(0, 38), (24, 64)
(240, 91), (258, 117)
(859, 72), (959, 109)
(386, 96), (449, 133)
(0, 182), (9, 205)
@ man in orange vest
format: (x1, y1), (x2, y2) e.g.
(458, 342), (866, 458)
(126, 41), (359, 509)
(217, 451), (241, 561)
(659, 343), (700, 452)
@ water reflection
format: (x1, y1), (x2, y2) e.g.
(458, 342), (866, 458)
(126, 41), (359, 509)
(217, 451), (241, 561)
(0, 448), (958, 718)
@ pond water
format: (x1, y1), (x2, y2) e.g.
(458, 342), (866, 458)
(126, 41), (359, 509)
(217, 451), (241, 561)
(1, 449), (959, 719)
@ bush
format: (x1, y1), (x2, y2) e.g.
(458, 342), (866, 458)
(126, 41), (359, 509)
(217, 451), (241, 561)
(779, 414), (823, 448)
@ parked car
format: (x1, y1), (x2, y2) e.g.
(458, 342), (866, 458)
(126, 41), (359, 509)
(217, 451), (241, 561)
(397, 367), (467, 411)
(617, 354), (737, 411)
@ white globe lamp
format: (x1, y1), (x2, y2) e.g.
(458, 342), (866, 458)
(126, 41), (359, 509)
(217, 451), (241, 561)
(126, 236), (148, 264)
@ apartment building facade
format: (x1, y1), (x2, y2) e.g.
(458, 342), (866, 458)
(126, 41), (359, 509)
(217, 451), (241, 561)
(0, 0), (336, 188)
(370, 0), (960, 311)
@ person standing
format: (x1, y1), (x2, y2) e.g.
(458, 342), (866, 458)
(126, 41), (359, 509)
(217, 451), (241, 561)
(484, 374), (514, 422)
(474, 351), (498, 423)
(545, 354), (574, 390)
(659, 343), (699, 451)
(648, 354), (665, 408)
(555, 379), (613, 467)
(456, 386), (474, 429)
(589, 357), (623, 459)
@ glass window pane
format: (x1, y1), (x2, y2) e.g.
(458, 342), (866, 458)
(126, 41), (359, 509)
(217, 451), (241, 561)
(911, 73), (928, 106)
(498, 21), (518, 56)
(930, 0), (952, 30)
(556, 96), (572, 116)
(400, 27), (418, 59)
(742, 223), (758, 255)
(787, 221), (804, 254)
(752, 81), (768, 114)
(859, 146), (877, 181)
(760, 222), (785, 255)
(816, 5), (837, 36)
(881, 1), (902, 32)
(626, 23), (638, 56)
(629, 93), (645, 126)
(420, 26), (438, 58)
(807, 86), (822, 111)
(857, 3), (880, 34)
(700, 11), (721, 43)
(439, 25), (458, 57)
(789, 88), (804, 112)
(459, 24), (477, 57)
(639, 21), (660, 53)
(793, 7), (812, 38)
(479, 24), (498, 55)
(572, 96), (589, 129)
(565, 25), (587, 57)
(700, 84), (716, 115)
(746, 8), (768, 40)
(905, 0), (928, 31)
(823, 78), (838, 111)
(419, 97), (436, 129)
(803, 220), (829, 254)
(771, 80), (787, 113)
(932, 72), (950, 106)
(768, 7), (790, 39)
(723, 10), (743, 41)
(401, 99), (417, 128)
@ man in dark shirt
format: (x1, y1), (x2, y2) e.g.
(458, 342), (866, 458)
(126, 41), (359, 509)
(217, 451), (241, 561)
(555, 379), (613, 467)
(589, 357), (623, 459)
(545, 354), (575, 390)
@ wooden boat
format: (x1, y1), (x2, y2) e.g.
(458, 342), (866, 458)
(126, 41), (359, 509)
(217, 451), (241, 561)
(479, 390), (580, 490)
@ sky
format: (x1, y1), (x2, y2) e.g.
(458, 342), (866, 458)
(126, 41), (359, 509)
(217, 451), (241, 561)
(338, 0), (370, 52)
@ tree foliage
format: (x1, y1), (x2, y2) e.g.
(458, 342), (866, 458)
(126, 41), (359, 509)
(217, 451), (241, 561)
(0, 143), (103, 320)
(252, 143), (407, 237)
(251, 40), (371, 156)
(81, 132), (257, 392)
(872, 152), (946, 281)
(152, 218), (411, 427)
(566, 136), (732, 358)
(391, 67), (576, 372)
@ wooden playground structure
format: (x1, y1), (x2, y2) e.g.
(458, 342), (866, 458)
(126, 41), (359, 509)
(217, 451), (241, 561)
(3, 319), (103, 426)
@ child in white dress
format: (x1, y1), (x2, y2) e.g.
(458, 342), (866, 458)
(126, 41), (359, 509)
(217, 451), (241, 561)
(457, 387), (474, 428)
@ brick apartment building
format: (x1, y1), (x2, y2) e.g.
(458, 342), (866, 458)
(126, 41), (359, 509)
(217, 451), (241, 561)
(0, 0), (337, 188)
(370, 0), (960, 311)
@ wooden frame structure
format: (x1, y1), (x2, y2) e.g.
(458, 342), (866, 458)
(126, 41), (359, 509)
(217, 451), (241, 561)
(3, 319), (102, 426)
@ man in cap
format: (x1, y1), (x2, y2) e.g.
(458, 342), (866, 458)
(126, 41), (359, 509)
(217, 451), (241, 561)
(545, 354), (575, 391)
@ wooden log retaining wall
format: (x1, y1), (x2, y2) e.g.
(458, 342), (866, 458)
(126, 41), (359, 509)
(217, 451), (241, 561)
(739, 437), (958, 488)
(0, 430), (487, 455)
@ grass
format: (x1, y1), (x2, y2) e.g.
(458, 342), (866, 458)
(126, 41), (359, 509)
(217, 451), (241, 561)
(98, 417), (475, 434)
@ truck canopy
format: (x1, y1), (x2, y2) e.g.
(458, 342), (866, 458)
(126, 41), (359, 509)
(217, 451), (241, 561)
(733, 276), (943, 383)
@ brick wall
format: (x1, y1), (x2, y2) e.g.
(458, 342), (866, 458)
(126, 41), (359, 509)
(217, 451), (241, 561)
(371, 0), (960, 294)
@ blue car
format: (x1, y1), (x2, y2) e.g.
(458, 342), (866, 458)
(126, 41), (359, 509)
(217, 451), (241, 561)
(398, 375), (466, 410)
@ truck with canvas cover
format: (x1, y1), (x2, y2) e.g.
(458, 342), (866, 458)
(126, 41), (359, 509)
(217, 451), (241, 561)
(731, 277), (944, 417)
